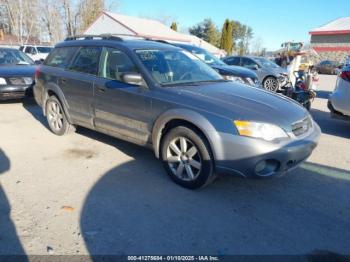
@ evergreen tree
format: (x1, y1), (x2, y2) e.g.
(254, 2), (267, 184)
(220, 19), (233, 55)
(170, 22), (178, 31)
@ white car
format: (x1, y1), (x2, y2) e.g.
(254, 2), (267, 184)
(328, 65), (350, 119)
(19, 45), (53, 62)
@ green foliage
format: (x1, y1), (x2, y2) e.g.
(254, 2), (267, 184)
(170, 22), (178, 31)
(231, 21), (253, 54)
(220, 19), (233, 55)
(189, 18), (221, 47)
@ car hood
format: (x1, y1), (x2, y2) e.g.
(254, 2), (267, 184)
(0, 65), (36, 77)
(267, 66), (288, 76)
(212, 64), (258, 79)
(164, 81), (308, 131)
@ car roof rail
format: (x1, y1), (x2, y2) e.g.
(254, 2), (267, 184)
(64, 34), (124, 41)
(64, 34), (152, 42)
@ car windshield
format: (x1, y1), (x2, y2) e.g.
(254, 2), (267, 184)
(188, 47), (226, 66)
(135, 49), (223, 86)
(37, 47), (53, 53)
(254, 57), (280, 68)
(0, 49), (34, 65)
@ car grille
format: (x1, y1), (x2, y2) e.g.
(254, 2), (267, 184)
(292, 117), (312, 137)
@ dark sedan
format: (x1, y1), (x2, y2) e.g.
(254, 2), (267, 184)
(0, 48), (36, 100)
(315, 60), (343, 75)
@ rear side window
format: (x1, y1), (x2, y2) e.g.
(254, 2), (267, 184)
(69, 47), (102, 75)
(45, 47), (77, 68)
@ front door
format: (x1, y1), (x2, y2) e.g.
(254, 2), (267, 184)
(93, 47), (152, 145)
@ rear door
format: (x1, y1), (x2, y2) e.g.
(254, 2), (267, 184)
(61, 46), (102, 127)
(93, 47), (152, 145)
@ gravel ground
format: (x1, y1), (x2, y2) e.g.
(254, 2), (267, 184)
(0, 75), (349, 256)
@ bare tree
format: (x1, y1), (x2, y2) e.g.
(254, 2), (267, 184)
(77, 0), (105, 34)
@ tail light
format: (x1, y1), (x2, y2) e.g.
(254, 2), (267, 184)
(35, 66), (41, 79)
(340, 71), (350, 82)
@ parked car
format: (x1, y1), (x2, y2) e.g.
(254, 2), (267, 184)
(19, 45), (53, 62)
(223, 56), (289, 92)
(167, 43), (259, 87)
(34, 35), (320, 189)
(328, 65), (350, 119)
(0, 48), (36, 100)
(315, 60), (342, 75)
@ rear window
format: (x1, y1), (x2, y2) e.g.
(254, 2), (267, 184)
(45, 47), (78, 68)
(37, 47), (53, 53)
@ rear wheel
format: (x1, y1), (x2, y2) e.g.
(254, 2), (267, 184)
(46, 96), (75, 136)
(160, 126), (215, 189)
(263, 77), (279, 92)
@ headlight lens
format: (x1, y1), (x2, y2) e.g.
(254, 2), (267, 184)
(223, 75), (245, 84)
(0, 77), (7, 85)
(234, 120), (289, 141)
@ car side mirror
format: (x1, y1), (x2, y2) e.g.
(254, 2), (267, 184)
(248, 64), (259, 70)
(122, 73), (147, 87)
(34, 60), (43, 65)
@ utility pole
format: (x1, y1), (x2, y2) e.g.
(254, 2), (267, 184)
(19, 0), (23, 45)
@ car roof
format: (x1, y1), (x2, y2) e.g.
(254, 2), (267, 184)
(55, 39), (181, 51)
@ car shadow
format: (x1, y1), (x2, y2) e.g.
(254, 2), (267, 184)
(0, 148), (27, 257)
(79, 149), (350, 255)
(310, 108), (350, 139)
(21, 97), (49, 130)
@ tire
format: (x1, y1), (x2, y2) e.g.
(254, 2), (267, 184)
(263, 77), (279, 92)
(45, 96), (75, 136)
(160, 126), (215, 189)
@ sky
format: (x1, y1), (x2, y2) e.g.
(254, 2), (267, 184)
(106, 0), (349, 51)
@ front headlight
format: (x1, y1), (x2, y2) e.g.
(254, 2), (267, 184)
(223, 75), (245, 84)
(234, 120), (289, 141)
(0, 77), (7, 85)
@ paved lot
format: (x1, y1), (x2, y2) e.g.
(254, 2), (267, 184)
(0, 75), (349, 256)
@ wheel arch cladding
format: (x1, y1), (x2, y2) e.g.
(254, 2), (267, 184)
(152, 108), (223, 160)
(44, 85), (72, 122)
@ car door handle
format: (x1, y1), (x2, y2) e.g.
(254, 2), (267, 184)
(98, 87), (106, 93)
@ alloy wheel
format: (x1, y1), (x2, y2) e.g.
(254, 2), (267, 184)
(264, 78), (278, 91)
(47, 100), (64, 132)
(166, 137), (202, 181)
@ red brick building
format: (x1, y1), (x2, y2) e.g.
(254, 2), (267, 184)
(310, 17), (350, 62)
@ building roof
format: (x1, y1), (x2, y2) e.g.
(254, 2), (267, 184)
(88, 11), (190, 42)
(310, 17), (350, 35)
(84, 11), (225, 56)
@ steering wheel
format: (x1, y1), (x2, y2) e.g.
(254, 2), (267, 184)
(179, 71), (191, 81)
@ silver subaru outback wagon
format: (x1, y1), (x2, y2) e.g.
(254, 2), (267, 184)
(34, 35), (321, 189)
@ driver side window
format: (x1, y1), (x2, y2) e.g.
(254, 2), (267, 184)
(241, 58), (257, 68)
(99, 47), (139, 83)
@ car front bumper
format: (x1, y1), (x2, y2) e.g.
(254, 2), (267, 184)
(214, 122), (321, 178)
(0, 85), (32, 100)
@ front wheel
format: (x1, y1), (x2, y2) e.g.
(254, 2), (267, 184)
(46, 96), (75, 136)
(160, 126), (215, 189)
(263, 77), (279, 92)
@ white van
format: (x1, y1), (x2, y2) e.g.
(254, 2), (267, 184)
(19, 45), (53, 62)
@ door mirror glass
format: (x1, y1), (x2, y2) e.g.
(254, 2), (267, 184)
(122, 73), (146, 87)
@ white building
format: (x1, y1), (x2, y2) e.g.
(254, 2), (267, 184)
(84, 11), (226, 57)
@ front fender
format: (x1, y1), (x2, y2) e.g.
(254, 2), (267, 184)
(152, 108), (222, 159)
